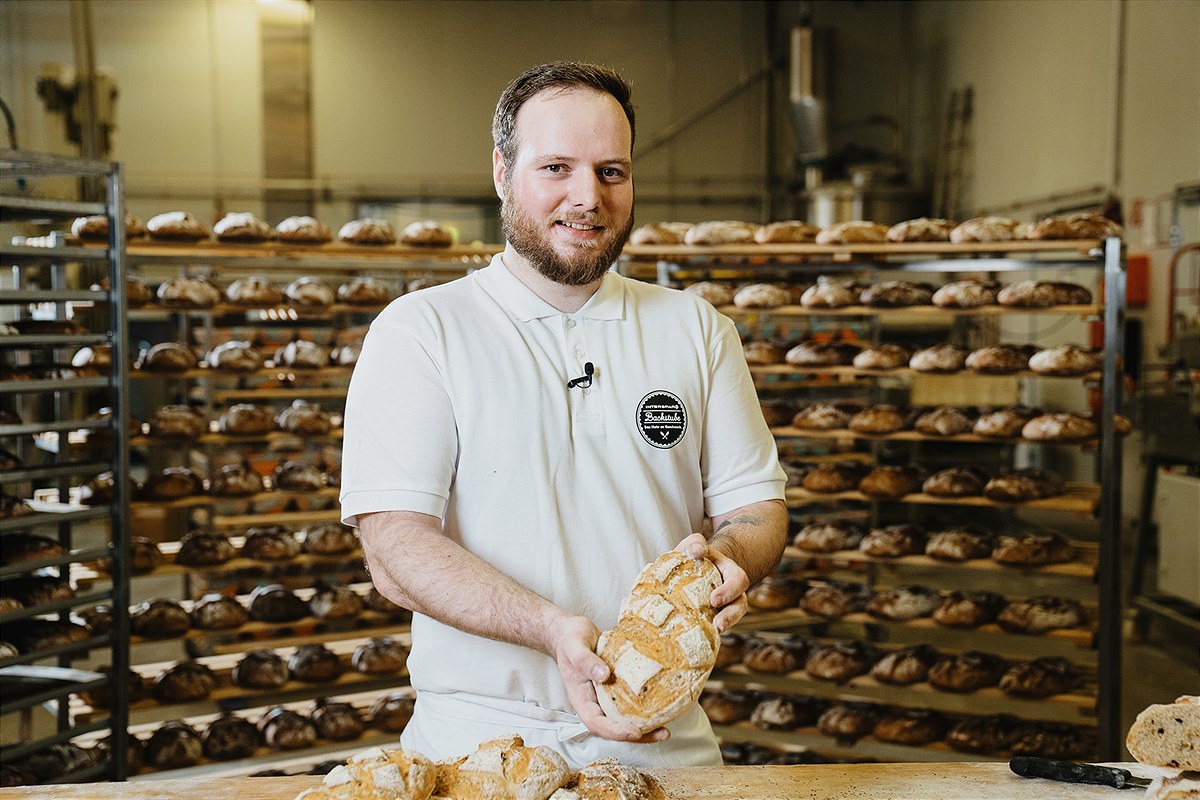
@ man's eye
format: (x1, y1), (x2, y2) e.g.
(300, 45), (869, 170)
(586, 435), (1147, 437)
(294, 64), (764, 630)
(545, 164), (564, 173)
(601, 167), (625, 179)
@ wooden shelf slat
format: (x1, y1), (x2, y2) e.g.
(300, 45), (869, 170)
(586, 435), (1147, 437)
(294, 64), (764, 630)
(622, 239), (1105, 261)
(722, 303), (1102, 318)
(781, 542), (1099, 581)
(771, 425), (1105, 447)
(751, 364), (1102, 382)
(130, 487), (340, 511)
(784, 483), (1101, 515)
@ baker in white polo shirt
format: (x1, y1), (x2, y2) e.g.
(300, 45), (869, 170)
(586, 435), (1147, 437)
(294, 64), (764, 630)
(340, 61), (788, 769)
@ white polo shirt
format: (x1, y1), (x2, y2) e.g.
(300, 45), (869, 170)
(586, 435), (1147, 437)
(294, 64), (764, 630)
(340, 255), (784, 765)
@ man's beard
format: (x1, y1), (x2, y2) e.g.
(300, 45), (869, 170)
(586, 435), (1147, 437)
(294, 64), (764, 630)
(500, 192), (634, 287)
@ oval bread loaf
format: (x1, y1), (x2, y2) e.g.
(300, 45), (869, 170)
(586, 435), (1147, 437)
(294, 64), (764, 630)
(298, 746), (436, 800)
(593, 550), (721, 734)
(435, 734), (571, 800)
(1126, 695), (1200, 769)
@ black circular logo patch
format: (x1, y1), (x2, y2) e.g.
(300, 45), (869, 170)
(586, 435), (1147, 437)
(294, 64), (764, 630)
(637, 391), (687, 449)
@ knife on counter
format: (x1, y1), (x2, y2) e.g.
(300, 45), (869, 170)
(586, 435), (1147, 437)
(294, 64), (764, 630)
(1009, 756), (1152, 790)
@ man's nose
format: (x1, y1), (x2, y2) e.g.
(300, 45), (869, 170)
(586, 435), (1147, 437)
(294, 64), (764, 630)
(568, 171), (602, 210)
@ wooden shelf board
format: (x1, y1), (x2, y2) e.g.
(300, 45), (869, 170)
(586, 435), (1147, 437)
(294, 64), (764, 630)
(784, 484), (1101, 515)
(622, 239), (1105, 261)
(751, 364), (1101, 382)
(130, 487), (340, 511)
(722, 303), (1101, 318)
(781, 542), (1099, 581)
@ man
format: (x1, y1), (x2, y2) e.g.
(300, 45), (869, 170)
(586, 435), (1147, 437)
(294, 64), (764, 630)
(340, 61), (787, 768)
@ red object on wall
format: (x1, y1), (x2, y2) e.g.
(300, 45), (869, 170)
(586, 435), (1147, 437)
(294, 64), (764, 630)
(1127, 253), (1149, 307)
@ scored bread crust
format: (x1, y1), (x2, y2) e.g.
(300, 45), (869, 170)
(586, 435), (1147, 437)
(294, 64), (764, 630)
(593, 551), (721, 734)
(435, 734), (570, 800)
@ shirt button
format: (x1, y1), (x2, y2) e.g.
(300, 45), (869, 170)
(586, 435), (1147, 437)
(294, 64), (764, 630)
(574, 348), (585, 358)
(565, 318), (576, 329)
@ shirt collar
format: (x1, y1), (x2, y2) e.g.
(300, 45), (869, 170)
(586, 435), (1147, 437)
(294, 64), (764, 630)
(476, 253), (626, 322)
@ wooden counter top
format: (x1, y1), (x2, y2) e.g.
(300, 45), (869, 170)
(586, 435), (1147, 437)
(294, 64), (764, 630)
(0, 762), (1174, 799)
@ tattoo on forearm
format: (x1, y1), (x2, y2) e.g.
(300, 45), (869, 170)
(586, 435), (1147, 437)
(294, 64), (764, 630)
(715, 512), (765, 534)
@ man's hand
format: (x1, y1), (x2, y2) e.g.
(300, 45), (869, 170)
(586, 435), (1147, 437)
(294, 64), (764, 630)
(551, 614), (670, 744)
(675, 532), (751, 632)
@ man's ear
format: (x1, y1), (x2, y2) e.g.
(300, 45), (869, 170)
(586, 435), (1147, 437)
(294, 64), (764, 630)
(492, 147), (507, 200)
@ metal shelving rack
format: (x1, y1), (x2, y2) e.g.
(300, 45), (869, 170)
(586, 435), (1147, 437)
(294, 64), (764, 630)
(0, 150), (132, 782)
(623, 236), (1126, 760)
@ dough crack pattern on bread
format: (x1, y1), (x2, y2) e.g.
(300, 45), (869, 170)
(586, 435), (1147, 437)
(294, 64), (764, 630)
(593, 550), (722, 734)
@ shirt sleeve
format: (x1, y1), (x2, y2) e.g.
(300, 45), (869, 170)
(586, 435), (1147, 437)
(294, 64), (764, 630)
(339, 315), (458, 526)
(700, 318), (787, 517)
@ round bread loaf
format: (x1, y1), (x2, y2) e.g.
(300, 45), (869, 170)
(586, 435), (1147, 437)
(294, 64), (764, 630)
(997, 595), (1085, 634)
(119, 536), (166, 574)
(147, 404), (207, 439)
(259, 707), (318, 750)
(1011, 722), (1092, 759)
(928, 650), (1007, 692)
(593, 551), (721, 734)
(248, 584), (308, 622)
(338, 276), (391, 305)
(974, 406), (1040, 438)
(72, 213), (145, 240)
(309, 583), (363, 619)
(225, 276), (284, 306)
(232, 649), (289, 689)
(713, 631), (746, 670)
(946, 714), (1025, 754)
(852, 343), (911, 370)
(870, 644), (939, 686)
(130, 598), (191, 638)
(302, 747), (433, 800)
(909, 343), (967, 372)
(791, 401), (861, 431)
(276, 399), (333, 435)
(241, 526), (301, 561)
(369, 693), (415, 732)
(1028, 213), (1122, 240)
(156, 276), (221, 307)
(999, 656), (1080, 698)
(866, 584), (942, 621)
(289, 643), (343, 682)
(70, 343), (111, 369)
(273, 460), (324, 491)
(275, 215), (332, 243)
(926, 527), (995, 561)
(146, 211), (210, 241)
(190, 593), (248, 630)
(138, 466), (203, 500)
(858, 465), (922, 498)
(310, 698), (365, 741)
(756, 220), (820, 243)
(949, 216), (1022, 243)
(284, 276), (335, 307)
(682, 281), (736, 306)
(815, 220), (888, 244)
(352, 636), (408, 674)
(1021, 412), (1097, 442)
(997, 280), (1093, 307)
(435, 734), (570, 800)
(923, 466), (988, 497)
(144, 721), (203, 769)
(848, 405), (911, 434)
(933, 590), (1006, 627)
(684, 220), (759, 245)
(219, 403), (275, 435)
(983, 468), (1065, 502)
(860, 281), (934, 307)
(742, 635), (811, 674)
(330, 342), (361, 366)
(274, 339), (330, 369)
(800, 282), (857, 308)
(802, 461), (870, 493)
(301, 522), (358, 555)
(138, 342), (199, 372)
(873, 708), (948, 744)
(152, 660), (217, 703)
(742, 340), (784, 365)
(202, 713), (260, 760)
(859, 524), (926, 557)
(818, 702), (882, 743)
(629, 222), (692, 245)
(992, 532), (1074, 565)
(913, 406), (976, 436)
(209, 463), (264, 497)
(785, 340), (861, 366)
(746, 576), (805, 611)
(733, 283), (790, 309)
(932, 279), (999, 308)
(966, 344), (1037, 374)
(206, 341), (264, 372)
(805, 640), (878, 682)
(1028, 344), (1101, 375)
(400, 220), (453, 247)
(759, 400), (794, 428)
(338, 218), (397, 245)
(800, 579), (871, 619)
(213, 212), (273, 242)
(554, 757), (666, 800)
(175, 530), (236, 566)
(750, 695), (818, 730)
(887, 217), (955, 242)
(792, 520), (865, 553)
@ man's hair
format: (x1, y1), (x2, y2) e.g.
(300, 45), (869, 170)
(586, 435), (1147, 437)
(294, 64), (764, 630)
(492, 61), (635, 167)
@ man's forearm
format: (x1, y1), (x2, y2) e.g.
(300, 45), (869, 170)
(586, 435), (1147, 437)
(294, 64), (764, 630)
(709, 499), (790, 585)
(357, 510), (566, 656)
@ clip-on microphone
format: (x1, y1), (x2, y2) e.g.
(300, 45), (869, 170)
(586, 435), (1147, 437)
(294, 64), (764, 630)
(567, 361), (595, 389)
